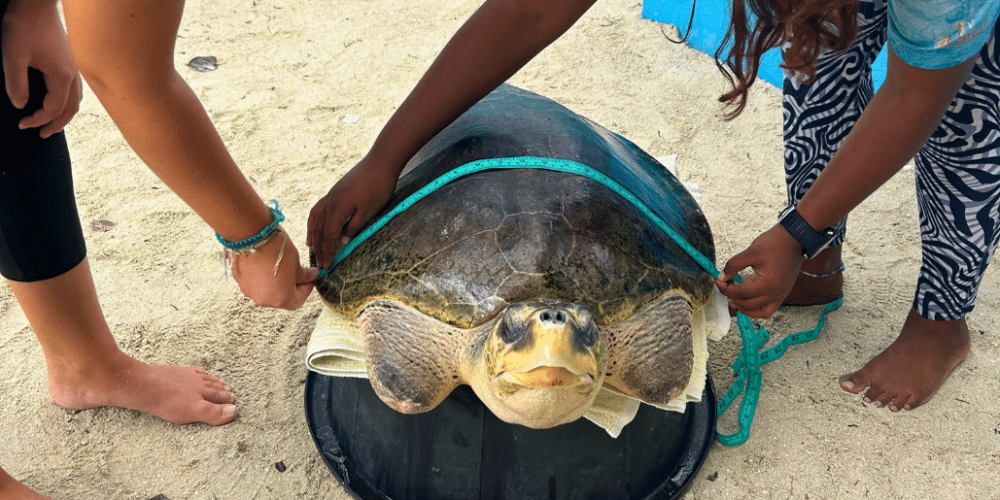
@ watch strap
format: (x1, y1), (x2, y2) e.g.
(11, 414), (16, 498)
(778, 207), (835, 259)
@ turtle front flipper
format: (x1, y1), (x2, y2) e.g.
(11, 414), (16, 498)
(603, 294), (695, 405)
(358, 299), (471, 414)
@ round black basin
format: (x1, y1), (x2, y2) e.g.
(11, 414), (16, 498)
(305, 374), (716, 500)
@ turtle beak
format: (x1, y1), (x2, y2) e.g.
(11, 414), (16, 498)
(495, 305), (600, 389)
(503, 366), (593, 388)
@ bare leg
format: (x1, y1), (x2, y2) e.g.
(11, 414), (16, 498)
(7, 258), (236, 425)
(839, 308), (969, 411)
(0, 466), (48, 500)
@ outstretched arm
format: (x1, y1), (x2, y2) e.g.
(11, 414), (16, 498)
(307, 0), (598, 269)
(718, 45), (977, 317)
(62, 0), (316, 309)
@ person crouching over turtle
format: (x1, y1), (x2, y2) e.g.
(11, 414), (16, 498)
(307, 0), (998, 415)
(713, 0), (998, 413)
(0, 0), (316, 497)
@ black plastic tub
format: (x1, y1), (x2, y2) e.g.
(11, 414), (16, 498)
(305, 373), (716, 500)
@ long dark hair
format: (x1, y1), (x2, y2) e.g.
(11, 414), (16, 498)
(716, 0), (859, 119)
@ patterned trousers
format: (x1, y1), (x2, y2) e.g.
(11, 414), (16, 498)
(783, 0), (1000, 321)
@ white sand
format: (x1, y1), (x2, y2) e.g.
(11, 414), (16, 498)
(2, 0), (998, 498)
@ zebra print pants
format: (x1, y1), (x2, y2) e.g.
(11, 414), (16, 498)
(783, 0), (1000, 321)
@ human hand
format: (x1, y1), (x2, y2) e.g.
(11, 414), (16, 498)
(231, 229), (319, 310)
(715, 224), (805, 318)
(1, 0), (82, 137)
(307, 155), (400, 270)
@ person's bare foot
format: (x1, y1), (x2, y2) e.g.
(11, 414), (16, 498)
(839, 308), (970, 411)
(47, 353), (236, 425)
(0, 467), (49, 500)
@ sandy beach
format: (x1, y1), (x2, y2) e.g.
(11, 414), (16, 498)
(1, 0), (998, 498)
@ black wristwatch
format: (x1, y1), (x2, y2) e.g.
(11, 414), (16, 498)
(777, 205), (836, 259)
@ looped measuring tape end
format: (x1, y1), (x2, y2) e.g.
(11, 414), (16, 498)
(316, 156), (841, 445)
(715, 297), (842, 446)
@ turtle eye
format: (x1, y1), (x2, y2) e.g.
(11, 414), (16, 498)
(498, 313), (528, 345)
(576, 320), (598, 348)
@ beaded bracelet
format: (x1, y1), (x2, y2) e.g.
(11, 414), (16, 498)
(216, 200), (285, 250)
(218, 200), (288, 278)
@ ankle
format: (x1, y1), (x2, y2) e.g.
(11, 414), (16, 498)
(47, 352), (138, 407)
(46, 347), (131, 382)
(800, 245), (843, 276)
(784, 246), (844, 306)
(901, 309), (971, 348)
(799, 261), (845, 278)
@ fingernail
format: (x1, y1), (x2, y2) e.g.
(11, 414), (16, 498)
(222, 404), (238, 417)
(222, 391), (234, 403)
(339, 235), (351, 247)
(13, 101), (25, 110)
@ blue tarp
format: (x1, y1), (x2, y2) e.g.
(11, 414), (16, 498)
(641, 0), (887, 90)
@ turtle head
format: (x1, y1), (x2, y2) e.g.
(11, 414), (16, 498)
(467, 300), (606, 428)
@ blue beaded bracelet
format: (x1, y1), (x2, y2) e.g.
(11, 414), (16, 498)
(216, 200), (286, 250)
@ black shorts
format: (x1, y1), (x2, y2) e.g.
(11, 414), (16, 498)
(0, 0), (87, 282)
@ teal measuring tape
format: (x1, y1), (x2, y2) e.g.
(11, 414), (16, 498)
(316, 156), (716, 279)
(715, 296), (841, 446)
(318, 155), (840, 446)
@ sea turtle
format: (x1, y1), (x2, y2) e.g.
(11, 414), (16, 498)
(315, 85), (728, 429)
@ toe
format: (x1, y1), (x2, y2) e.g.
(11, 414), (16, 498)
(204, 388), (234, 404)
(839, 371), (867, 394)
(205, 380), (228, 391)
(862, 384), (884, 405)
(214, 403), (238, 425)
(200, 372), (225, 385)
(905, 390), (933, 410)
(874, 391), (895, 408)
(183, 401), (238, 426)
(888, 393), (912, 412)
